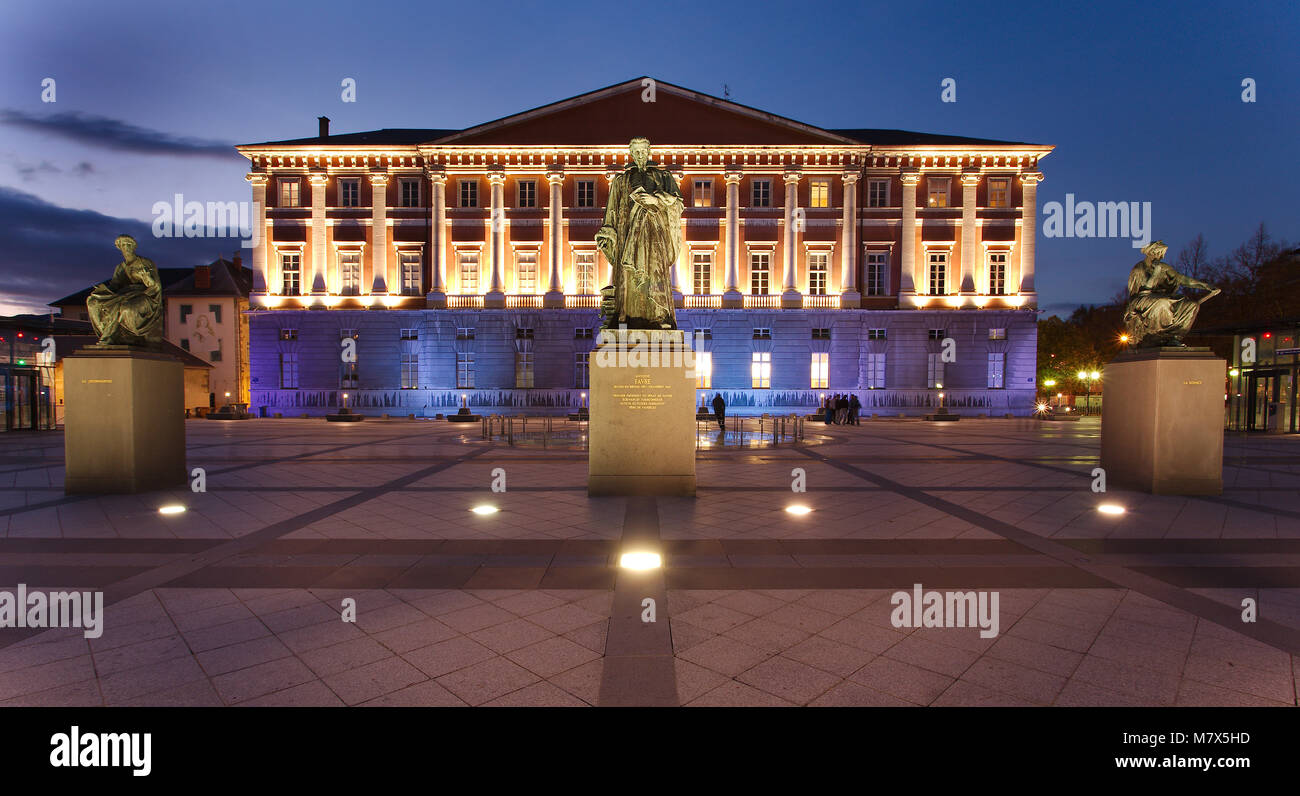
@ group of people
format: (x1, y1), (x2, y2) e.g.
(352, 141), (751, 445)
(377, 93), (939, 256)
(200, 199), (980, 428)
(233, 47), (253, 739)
(822, 393), (861, 425)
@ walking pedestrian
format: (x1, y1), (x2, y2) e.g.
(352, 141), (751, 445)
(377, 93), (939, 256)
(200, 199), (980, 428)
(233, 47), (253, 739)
(836, 394), (849, 424)
(712, 392), (726, 431)
(849, 393), (861, 425)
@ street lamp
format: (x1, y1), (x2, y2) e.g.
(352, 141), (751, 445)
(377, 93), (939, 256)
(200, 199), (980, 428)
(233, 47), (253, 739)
(1077, 370), (1100, 414)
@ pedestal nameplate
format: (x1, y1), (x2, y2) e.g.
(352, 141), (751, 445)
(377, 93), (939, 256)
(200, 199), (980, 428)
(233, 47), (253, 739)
(1100, 347), (1225, 495)
(64, 348), (187, 494)
(587, 330), (696, 497)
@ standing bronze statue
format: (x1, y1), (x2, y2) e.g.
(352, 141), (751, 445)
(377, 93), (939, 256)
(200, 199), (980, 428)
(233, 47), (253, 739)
(1123, 240), (1220, 347)
(596, 138), (683, 329)
(87, 234), (164, 347)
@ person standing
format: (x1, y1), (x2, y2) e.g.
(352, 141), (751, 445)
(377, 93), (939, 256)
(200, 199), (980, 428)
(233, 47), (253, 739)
(836, 394), (849, 424)
(823, 394), (833, 424)
(848, 393), (861, 425)
(712, 392), (726, 431)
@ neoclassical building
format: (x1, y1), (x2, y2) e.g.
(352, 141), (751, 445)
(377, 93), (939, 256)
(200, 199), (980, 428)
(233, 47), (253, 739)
(236, 78), (1052, 415)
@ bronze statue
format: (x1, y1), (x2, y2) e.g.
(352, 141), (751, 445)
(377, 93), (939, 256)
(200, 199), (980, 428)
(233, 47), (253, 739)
(595, 138), (683, 329)
(87, 234), (164, 347)
(1123, 240), (1219, 347)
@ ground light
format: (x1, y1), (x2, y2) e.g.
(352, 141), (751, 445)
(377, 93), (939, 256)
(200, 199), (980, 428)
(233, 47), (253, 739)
(619, 551), (661, 570)
(470, 505), (499, 515)
(785, 505), (814, 515)
(1097, 503), (1126, 515)
(158, 505), (186, 515)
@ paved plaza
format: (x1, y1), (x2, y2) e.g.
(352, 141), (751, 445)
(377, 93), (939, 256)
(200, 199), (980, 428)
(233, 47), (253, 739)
(0, 417), (1297, 707)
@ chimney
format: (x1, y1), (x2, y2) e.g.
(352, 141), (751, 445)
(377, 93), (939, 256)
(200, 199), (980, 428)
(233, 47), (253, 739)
(195, 264), (211, 290)
(318, 116), (330, 139)
(232, 251), (242, 269)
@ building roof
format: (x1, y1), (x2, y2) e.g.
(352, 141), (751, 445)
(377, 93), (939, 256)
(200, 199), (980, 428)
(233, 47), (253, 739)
(52, 335), (213, 369)
(49, 268), (192, 308)
(0, 314), (93, 334)
(166, 257), (254, 298)
(237, 77), (1051, 152)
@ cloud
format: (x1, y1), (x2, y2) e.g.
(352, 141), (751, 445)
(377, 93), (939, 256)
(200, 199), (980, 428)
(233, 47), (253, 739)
(0, 109), (237, 159)
(12, 158), (60, 181)
(0, 187), (241, 312)
(72, 161), (95, 177)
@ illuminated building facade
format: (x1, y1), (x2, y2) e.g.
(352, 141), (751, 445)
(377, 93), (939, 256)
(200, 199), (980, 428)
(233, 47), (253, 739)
(236, 78), (1052, 415)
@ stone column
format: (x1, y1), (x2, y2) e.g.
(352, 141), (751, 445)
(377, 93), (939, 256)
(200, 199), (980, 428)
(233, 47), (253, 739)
(426, 169), (447, 308)
(670, 167), (684, 304)
(245, 173), (269, 296)
(960, 170), (980, 303)
(309, 172), (329, 301)
(369, 171), (390, 296)
(544, 169), (565, 308)
(781, 170), (802, 308)
(485, 170), (506, 308)
(899, 170), (921, 304)
(840, 171), (861, 308)
(722, 168), (743, 308)
(1019, 172), (1043, 307)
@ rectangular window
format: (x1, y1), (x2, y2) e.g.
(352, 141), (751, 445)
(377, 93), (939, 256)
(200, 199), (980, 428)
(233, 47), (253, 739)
(751, 179), (771, 207)
(695, 351), (712, 389)
(339, 252), (361, 295)
(927, 177), (950, 208)
(575, 327), (594, 339)
(808, 253), (828, 295)
(693, 179), (713, 208)
(516, 251), (538, 293)
(867, 178), (889, 208)
(574, 352), (589, 389)
(518, 180), (536, 208)
(401, 252), (421, 295)
(515, 327), (534, 340)
(576, 180), (596, 208)
(988, 178), (1010, 209)
(988, 327), (1007, 340)
(575, 251), (596, 294)
(459, 180), (478, 208)
(340, 178), (360, 208)
(749, 252), (770, 295)
(400, 179), (420, 208)
(866, 352), (886, 388)
(751, 352), (771, 389)
(458, 252), (479, 292)
(209, 348), (222, 362)
(180, 304), (192, 324)
(811, 352), (829, 389)
(927, 353), (945, 389)
(928, 328), (946, 341)
(400, 353), (418, 389)
(988, 252), (1008, 295)
(987, 352), (1006, 389)
(180, 339), (190, 351)
(209, 304), (222, 324)
(279, 328), (298, 341)
(399, 328), (418, 340)
(809, 180), (830, 208)
(457, 353), (475, 388)
(515, 352), (534, 388)
(340, 362), (359, 389)
(928, 251), (948, 295)
(867, 328), (887, 340)
(279, 178), (300, 207)
(340, 328), (357, 340)
(752, 327), (772, 340)
(865, 251), (888, 296)
(281, 253), (300, 296)
(456, 326), (474, 340)
(692, 252), (712, 294)
(811, 328), (831, 340)
(279, 352), (299, 389)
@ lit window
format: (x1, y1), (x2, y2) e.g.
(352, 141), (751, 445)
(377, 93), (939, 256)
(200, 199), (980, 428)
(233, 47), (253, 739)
(692, 252), (712, 294)
(988, 327), (1007, 340)
(808, 253), (828, 295)
(750, 252), (770, 295)
(927, 177), (950, 208)
(575, 251), (596, 294)
(928, 251), (948, 295)
(693, 179), (713, 208)
(458, 252), (479, 292)
(280, 253), (300, 296)
(988, 178), (1010, 209)
(339, 252), (361, 296)
(865, 251), (888, 296)
(400, 353), (418, 389)
(279, 178), (300, 207)
(695, 351), (712, 388)
(988, 252), (1008, 295)
(866, 352), (886, 388)
(809, 180), (830, 208)
(400, 252), (421, 295)
(811, 352), (829, 389)
(751, 352), (771, 389)
(516, 251), (537, 293)
(515, 352), (534, 388)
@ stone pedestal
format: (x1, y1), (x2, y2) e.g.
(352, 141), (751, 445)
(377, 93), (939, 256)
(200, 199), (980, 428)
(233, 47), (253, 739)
(588, 330), (696, 496)
(1100, 348), (1225, 495)
(64, 347), (186, 494)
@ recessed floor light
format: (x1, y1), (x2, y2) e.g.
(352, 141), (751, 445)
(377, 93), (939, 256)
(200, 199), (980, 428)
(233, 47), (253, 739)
(785, 505), (814, 515)
(619, 552), (661, 570)
(470, 505), (499, 515)
(158, 505), (186, 515)
(1097, 504), (1125, 515)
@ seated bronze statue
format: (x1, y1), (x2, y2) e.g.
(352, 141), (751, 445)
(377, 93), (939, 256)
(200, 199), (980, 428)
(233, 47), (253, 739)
(1123, 240), (1219, 347)
(87, 234), (164, 347)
